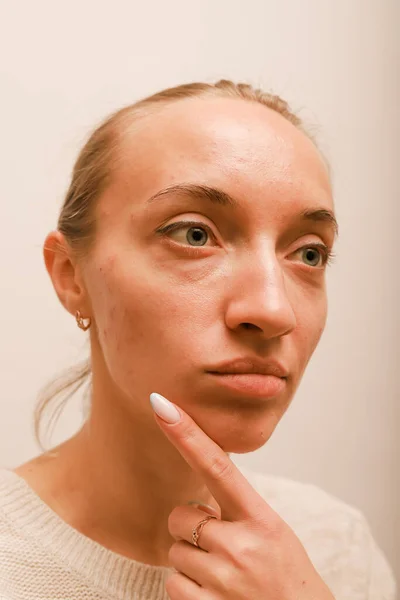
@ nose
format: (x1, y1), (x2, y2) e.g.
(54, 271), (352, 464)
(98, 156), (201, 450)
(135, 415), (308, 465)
(224, 250), (297, 340)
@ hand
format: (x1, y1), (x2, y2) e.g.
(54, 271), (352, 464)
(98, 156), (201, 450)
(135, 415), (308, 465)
(150, 392), (335, 600)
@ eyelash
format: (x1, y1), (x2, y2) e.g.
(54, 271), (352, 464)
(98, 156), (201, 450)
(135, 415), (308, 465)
(156, 220), (336, 268)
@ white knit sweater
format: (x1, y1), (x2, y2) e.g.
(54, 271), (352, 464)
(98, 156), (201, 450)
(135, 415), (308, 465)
(0, 466), (397, 600)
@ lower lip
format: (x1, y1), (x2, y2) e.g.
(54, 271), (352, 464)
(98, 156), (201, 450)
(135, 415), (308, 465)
(207, 372), (287, 398)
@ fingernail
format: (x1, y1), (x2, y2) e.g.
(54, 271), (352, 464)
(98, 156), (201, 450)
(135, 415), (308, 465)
(150, 392), (181, 424)
(187, 500), (216, 510)
(187, 500), (214, 509)
(187, 500), (219, 516)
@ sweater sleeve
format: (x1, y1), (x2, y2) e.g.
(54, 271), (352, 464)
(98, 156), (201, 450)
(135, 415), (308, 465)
(344, 511), (397, 600)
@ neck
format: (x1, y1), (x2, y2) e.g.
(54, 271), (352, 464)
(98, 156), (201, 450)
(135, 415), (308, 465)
(19, 384), (220, 567)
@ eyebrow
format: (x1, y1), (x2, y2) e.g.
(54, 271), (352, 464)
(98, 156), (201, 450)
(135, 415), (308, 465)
(146, 183), (339, 238)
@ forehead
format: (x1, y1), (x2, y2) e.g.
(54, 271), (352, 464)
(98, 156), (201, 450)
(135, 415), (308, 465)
(112, 96), (333, 213)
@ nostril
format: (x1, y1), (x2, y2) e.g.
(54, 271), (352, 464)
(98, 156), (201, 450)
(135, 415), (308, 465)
(242, 323), (261, 331)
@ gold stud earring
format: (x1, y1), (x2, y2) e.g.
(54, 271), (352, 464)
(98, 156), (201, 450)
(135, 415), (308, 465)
(75, 310), (91, 331)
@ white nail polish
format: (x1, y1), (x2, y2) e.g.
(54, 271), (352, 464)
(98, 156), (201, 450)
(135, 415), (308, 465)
(150, 392), (181, 424)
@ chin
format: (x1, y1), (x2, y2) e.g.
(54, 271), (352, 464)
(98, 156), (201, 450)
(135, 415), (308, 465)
(217, 432), (274, 454)
(191, 408), (280, 454)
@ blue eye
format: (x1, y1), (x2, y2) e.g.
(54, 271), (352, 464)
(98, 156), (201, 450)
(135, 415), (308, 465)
(298, 245), (334, 268)
(302, 247), (322, 267)
(156, 221), (335, 268)
(156, 221), (215, 247)
(185, 226), (209, 246)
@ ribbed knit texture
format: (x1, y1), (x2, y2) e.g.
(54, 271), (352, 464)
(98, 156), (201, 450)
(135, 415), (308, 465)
(0, 465), (397, 600)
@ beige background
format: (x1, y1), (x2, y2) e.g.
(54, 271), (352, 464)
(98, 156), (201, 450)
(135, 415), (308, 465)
(0, 0), (398, 584)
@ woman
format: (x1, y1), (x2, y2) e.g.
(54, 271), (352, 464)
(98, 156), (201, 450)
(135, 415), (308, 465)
(0, 80), (396, 600)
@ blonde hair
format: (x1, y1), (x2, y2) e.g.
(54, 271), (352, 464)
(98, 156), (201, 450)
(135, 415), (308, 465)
(35, 79), (316, 451)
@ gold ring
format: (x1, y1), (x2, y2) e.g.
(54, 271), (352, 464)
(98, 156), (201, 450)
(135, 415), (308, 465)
(192, 515), (217, 548)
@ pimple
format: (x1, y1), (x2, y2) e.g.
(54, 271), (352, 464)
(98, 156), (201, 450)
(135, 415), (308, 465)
(106, 254), (116, 267)
(98, 254), (117, 273)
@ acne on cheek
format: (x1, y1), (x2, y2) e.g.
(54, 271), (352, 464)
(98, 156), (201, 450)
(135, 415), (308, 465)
(94, 252), (126, 313)
(103, 300), (137, 346)
(92, 255), (120, 342)
(99, 305), (116, 343)
(98, 254), (117, 281)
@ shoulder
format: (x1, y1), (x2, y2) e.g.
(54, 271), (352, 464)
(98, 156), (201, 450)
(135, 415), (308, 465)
(238, 466), (397, 600)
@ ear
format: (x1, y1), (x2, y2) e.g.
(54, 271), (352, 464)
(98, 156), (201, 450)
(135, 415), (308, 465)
(43, 231), (91, 318)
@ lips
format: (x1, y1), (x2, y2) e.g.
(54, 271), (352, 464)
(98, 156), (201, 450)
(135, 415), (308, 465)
(207, 372), (287, 398)
(206, 357), (288, 378)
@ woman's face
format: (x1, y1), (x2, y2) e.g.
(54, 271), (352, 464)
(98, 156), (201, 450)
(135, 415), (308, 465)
(82, 97), (336, 453)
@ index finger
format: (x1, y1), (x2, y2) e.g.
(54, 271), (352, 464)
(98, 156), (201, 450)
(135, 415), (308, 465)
(150, 392), (273, 523)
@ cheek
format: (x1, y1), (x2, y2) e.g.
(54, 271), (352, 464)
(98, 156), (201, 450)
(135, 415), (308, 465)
(298, 294), (328, 359)
(87, 253), (178, 356)
(86, 255), (133, 346)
